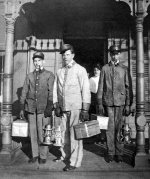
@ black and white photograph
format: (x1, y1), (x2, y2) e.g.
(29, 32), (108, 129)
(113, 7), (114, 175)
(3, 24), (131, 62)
(0, 0), (150, 178)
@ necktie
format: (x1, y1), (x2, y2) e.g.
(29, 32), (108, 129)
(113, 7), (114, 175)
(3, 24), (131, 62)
(63, 66), (69, 87)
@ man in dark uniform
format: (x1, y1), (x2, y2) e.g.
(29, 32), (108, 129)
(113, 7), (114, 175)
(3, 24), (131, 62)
(97, 45), (132, 163)
(20, 52), (54, 164)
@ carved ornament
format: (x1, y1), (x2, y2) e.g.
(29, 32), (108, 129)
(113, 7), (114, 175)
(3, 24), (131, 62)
(1, 113), (13, 126)
(3, 0), (36, 19)
(116, 0), (150, 17)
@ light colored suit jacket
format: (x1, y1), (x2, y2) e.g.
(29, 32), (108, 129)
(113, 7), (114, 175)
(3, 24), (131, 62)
(53, 62), (91, 111)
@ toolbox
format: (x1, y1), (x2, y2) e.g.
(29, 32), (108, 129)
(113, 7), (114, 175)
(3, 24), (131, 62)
(12, 119), (28, 137)
(74, 120), (100, 139)
(91, 114), (109, 130)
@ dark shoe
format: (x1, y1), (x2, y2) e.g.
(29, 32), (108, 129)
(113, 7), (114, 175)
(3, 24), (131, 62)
(28, 156), (38, 163)
(104, 155), (114, 163)
(63, 165), (76, 172)
(115, 155), (123, 163)
(39, 158), (46, 164)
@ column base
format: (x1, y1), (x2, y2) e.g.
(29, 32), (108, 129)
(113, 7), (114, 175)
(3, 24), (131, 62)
(0, 136), (22, 165)
(134, 153), (150, 168)
(0, 148), (14, 165)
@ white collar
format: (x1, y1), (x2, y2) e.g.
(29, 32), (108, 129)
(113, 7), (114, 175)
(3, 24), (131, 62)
(66, 60), (74, 68)
(111, 59), (119, 66)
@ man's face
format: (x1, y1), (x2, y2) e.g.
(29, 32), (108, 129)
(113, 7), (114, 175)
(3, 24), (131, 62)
(110, 52), (120, 62)
(62, 50), (74, 66)
(33, 57), (44, 69)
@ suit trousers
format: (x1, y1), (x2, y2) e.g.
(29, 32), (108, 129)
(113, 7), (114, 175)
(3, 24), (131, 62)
(60, 110), (83, 168)
(28, 112), (50, 159)
(104, 106), (124, 156)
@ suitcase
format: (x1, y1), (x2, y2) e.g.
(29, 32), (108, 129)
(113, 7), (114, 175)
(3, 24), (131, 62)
(12, 119), (28, 137)
(73, 120), (100, 139)
(91, 114), (109, 130)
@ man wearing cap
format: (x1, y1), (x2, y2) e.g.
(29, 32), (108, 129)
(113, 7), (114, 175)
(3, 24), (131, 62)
(97, 45), (132, 163)
(53, 44), (91, 171)
(20, 51), (54, 164)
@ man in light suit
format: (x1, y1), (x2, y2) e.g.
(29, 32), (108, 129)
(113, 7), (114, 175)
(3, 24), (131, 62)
(53, 44), (91, 171)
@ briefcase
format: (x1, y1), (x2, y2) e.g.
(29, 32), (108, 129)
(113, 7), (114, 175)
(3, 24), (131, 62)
(73, 120), (100, 139)
(91, 114), (109, 130)
(12, 119), (28, 137)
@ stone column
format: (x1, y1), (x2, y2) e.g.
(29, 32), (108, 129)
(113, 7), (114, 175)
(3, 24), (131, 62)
(135, 0), (146, 154)
(134, 0), (150, 167)
(0, 0), (36, 164)
(0, 0), (20, 163)
(0, 16), (17, 157)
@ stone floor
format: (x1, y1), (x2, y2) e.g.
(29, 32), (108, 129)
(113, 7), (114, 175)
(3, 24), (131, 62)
(0, 136), (150, 179)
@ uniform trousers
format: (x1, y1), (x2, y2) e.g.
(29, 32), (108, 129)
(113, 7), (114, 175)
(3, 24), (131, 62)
(104, 106), (124, 156)
(60, 110), (83, 168)
(28, 112), (50, 159)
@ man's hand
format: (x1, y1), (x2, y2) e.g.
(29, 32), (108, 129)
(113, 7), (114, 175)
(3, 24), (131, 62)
(97, 104), (104, 115)
(20, 110), (25, 119)
(124, 106), (131, 116)
(44, 100), (53, 118)
(54, 102), (62, 117)
(44, 108), (52, 118)
(80, 110), (89, 122)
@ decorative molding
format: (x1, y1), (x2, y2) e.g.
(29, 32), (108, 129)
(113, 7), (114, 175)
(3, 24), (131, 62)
(15, 38), (62, 51)
(3, 74), (13, 78)
(0, 43), (5, 51)
(0, 0), (36, 18)
(116, 0), (134, 15)
(1, 113), (12, 126)
(116, 0), (150, 17)
(4, 16), (16, 34)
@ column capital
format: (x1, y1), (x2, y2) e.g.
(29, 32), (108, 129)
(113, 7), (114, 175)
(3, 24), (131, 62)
(136, 15), (144, 32)
(4, 15), (16, 34)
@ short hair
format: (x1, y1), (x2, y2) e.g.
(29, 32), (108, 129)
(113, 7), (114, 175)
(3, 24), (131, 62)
(60, 44), (74, 54)
(93, 63), (101, 70)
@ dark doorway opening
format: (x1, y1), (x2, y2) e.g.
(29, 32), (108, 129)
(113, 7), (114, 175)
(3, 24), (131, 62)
(63, 39), (105, 77)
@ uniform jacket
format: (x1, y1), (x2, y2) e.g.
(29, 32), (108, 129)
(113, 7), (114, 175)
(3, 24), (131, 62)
(97, 61), (131, 106)
(20, 68), (54, 114)
(53, 61), (91, 111)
